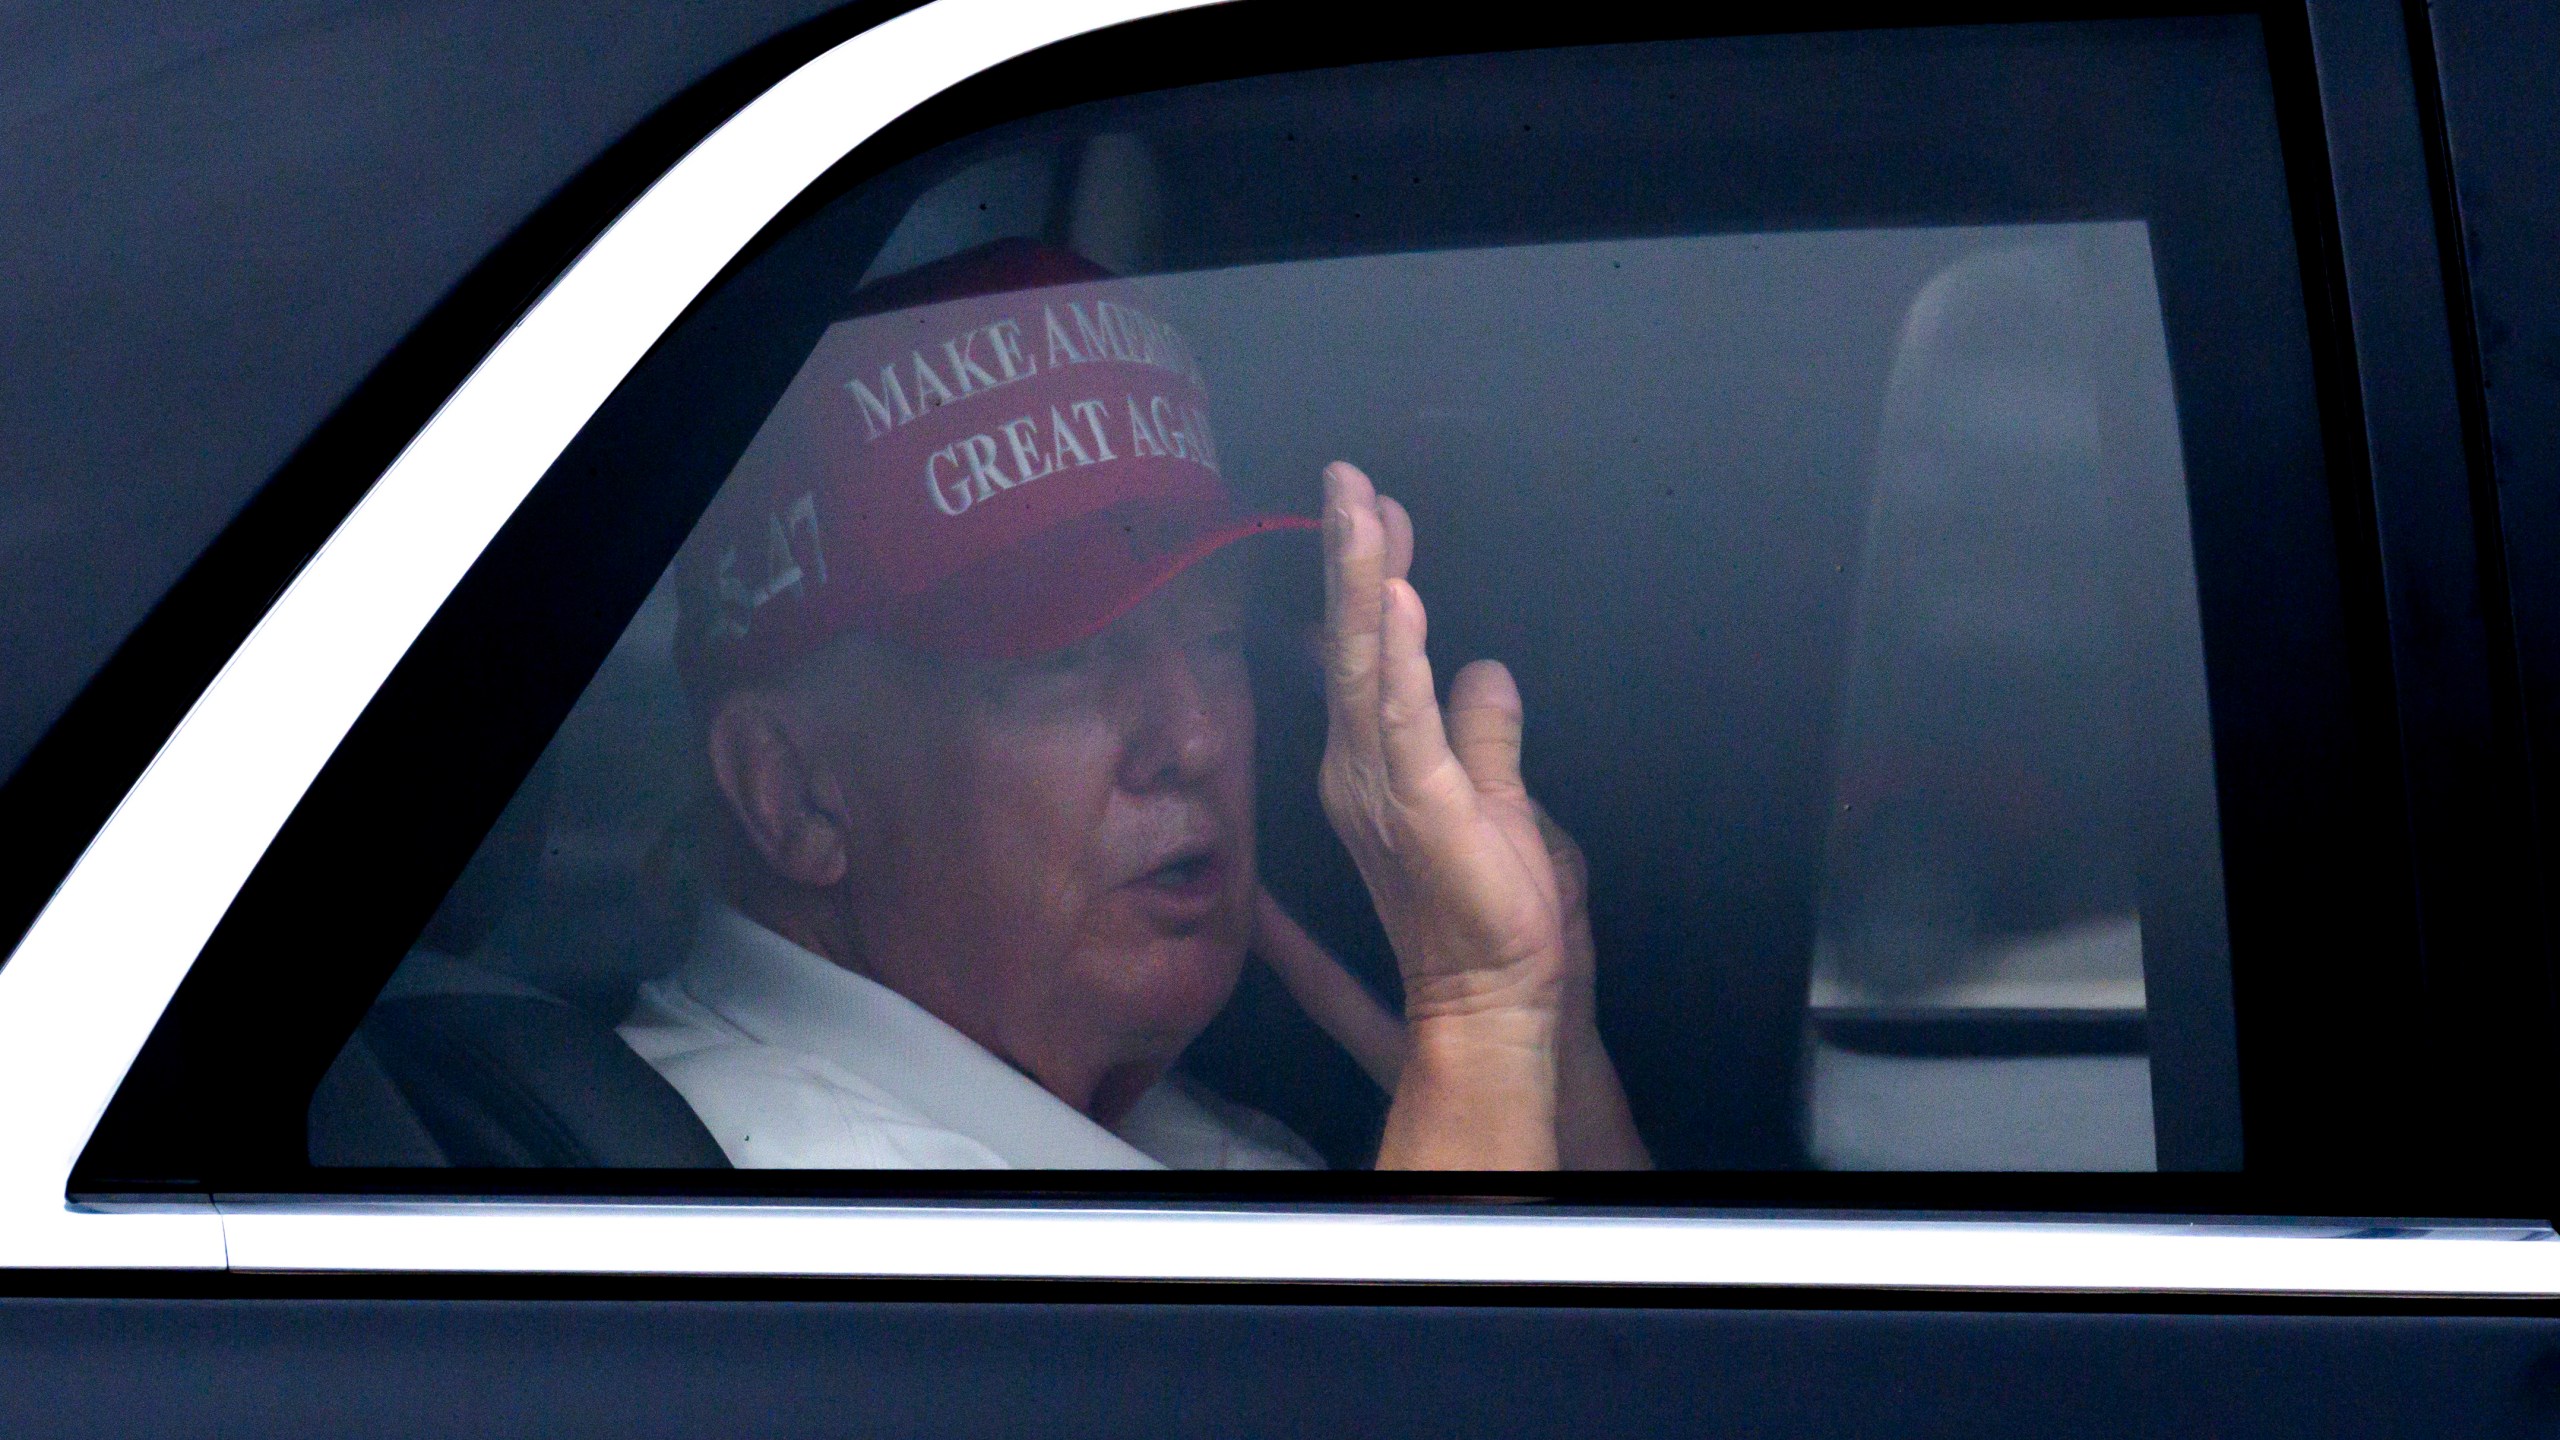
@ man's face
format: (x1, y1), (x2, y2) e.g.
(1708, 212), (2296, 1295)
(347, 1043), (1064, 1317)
(793, 559), (1259, 1103)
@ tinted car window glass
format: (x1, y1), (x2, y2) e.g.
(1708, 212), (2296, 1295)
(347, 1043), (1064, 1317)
(355, 218), (2220, 1173)
(83, 15), (2363, 1190)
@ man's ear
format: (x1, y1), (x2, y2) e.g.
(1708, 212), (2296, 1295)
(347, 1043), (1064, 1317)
(705, 692), (852, 889)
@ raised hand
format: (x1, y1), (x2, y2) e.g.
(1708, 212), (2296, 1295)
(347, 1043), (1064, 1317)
(1256, 828), (1650, 1168)
(1251, 819), (1593, 1094)
(1315, 460), (1571, 1169)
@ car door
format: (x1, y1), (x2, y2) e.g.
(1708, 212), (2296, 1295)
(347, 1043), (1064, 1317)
(6, 2), (2560, 1435)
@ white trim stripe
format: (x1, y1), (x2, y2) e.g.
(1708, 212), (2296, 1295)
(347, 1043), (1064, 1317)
(218, 1204), (2560, 1296)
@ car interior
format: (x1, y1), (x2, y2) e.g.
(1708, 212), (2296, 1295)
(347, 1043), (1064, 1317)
(306, 58), (2239, 1172)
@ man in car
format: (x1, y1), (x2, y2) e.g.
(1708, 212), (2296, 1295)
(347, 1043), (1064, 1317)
(621, 243), (1646, 1169)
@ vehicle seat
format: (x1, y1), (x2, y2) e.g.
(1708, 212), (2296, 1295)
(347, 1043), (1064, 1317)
(307, 587), (731, 1170)
(309, 953), (729, 1168)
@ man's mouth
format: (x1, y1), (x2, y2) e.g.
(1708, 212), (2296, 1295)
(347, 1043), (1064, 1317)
(1136, 843), (1226, 900)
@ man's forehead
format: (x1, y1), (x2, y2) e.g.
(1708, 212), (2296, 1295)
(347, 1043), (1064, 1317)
(1039, 551), (1251, 661)
(780, 546), (1255, 695)
(1150, 547), (1252, 612)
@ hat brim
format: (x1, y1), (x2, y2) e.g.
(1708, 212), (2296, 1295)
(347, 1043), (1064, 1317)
(872, 499), (1321, 660)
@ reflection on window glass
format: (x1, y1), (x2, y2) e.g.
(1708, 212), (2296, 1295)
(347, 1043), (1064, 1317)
(310, 27), (2263, 1175)
(1808, 229), (2201, 1172)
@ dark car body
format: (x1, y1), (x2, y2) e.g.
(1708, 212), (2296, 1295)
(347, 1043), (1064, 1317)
(4, 2), (2559, 1434)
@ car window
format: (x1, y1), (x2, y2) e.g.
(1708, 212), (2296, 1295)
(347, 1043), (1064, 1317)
(85, 14), (2368, 1190)
(349, 217), (2219, 1177)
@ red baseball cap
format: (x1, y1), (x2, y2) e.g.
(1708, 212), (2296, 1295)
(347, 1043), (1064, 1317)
(673, 240), (1315, 695)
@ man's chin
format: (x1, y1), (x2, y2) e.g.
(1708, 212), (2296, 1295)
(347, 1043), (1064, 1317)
(1084, 931), (1250, 1044)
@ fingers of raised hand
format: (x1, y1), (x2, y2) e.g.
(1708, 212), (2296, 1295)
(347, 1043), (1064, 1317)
(1321, 462), (1389, 770)
(1529, 799), (1597, 988)
(1445, 659), (1527, 802)
(1377, 577), (1466, 807)
(1380, 493), (1415, 584)
(1528, 798), (1589, 916)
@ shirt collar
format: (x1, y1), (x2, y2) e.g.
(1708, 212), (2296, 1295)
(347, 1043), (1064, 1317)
(670, 906), (1160, 1169)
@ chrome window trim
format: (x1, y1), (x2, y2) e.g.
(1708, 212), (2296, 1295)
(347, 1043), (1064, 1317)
(215, 1202), (2560, 1297)
(0, 0), (1225, 1272)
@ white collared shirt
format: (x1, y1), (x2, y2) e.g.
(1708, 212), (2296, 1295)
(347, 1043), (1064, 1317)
(619, 907), (1321, 1170)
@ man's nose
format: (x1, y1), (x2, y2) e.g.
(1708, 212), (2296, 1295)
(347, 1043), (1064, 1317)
(1116, 635), (1230, 792)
